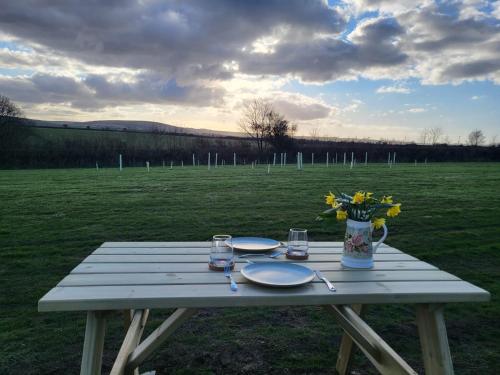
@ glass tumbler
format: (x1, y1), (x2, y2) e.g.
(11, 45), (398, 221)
(287, 228), (309, 257)
(209, 234), (234, 271)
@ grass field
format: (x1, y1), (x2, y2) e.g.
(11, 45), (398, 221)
(1, 163), (499, 374)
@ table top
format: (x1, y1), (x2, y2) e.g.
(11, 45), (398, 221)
(38, 242), (490, 312)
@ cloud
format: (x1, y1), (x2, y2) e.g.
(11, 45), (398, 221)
(376, 85), (412, 94)
(0, 0), (345, 83)
(0, 0), (499, 127)
(395, 2), (500, 84)
(268, 93), (335, 121)
(342, 99), (364, 113)
(0, 72), (224, 109)
(408, 107), (427, 113)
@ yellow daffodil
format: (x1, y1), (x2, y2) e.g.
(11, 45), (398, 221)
(325, 192), (336, 207)
(366, 192), (374, 199)
(387, 203), (401, 217)
(372, 217), (385, 229)
(336, 210), (348, 221)
(381, 195), (393, 204)
(352, 191), (365, 204)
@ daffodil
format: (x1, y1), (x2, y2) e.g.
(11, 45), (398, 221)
(352, 191), (365, 204)
(336, 210), (348, 221)
(381, 195), (393, 204)
(366, 192), (374, 199)
(387, 203), (401, 217)
(372, 217), (385, 229)
(325, 192), (336, 207)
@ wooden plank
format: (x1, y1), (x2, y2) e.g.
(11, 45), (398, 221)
(336, 304), (365, 375)
(110, 309), (149, 375)
(327, 306), (380, 361)
(101, 241), (390, 248)
(102, 242), (211, 248)
(59, 270), (460, 287)
(93, 247), (402, 255)
(416, 304), (454, 375)
(38, 280), (490, 312)
(70, 261), (437, 274)
(327, 305), (417, 374)
(126, 308), (197, 371)
(80, 311), (107, 375)
(83, 253), (416, 263)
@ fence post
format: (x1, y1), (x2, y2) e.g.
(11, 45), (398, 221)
(312, 153), (314, 167)
(215, 153), (218, 168)
(208, 152), (211, 170)
(365, 152), (368, 166)
(234, 152), (236, 167)
(146, 161), (150, 172)
(343, 152), (346, 166)
(326, 152), (329, 167)
(193, 154), (195, 167)
(96, 162), (99, 171)
(284, 153), (287, 166)
(170, 161), (173, 169)
(393, 152), (396, 165)
(119, 154), (123, 171)
(273, 153), (276, 166)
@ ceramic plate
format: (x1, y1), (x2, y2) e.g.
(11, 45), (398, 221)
(240, 262), (315, 287)
(230, 237), (281, 252)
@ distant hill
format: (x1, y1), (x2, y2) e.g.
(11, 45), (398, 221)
(27, 118), (245, 138)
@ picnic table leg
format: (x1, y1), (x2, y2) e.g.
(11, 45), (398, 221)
(80, 311), (107, 375)
(123, 310), (140, 375)
(416, 304), (454, 375)
(335, 304), (364, 375)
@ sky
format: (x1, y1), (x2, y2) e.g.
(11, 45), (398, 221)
(0, 0), (499, 142)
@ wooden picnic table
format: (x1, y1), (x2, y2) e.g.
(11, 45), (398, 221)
(38, 241), (490, 375)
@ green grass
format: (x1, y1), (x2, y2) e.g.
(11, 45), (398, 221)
(0, 163), (499, 374)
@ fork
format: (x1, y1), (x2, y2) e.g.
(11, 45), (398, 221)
(224, 263), (238, 292)
(238, 250), (283, 259)
(315, 270), (336, 292)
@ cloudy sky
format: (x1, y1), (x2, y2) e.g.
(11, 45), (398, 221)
(1, 0), (499, 142)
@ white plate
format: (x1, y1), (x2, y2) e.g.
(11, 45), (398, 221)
(241, 262), (315, 287)
(231, 237), (281, 252)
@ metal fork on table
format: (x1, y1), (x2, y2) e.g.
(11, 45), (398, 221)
(315, 270), (336, 292)
(238, 250), (283, 259)
(224, 263), (238, 292)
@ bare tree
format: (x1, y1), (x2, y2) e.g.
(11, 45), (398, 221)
(266, 110), (296, 150)
(428, 127), (443, 144)
(309, 127), (321, 140)
(419, 128), (430, 144)
(0, 94), (31, 151)
(0, 94), (23, 118)
(467, 129), (486, 146)
(239, 99), (273, 153)
(490, 134), (498, 146)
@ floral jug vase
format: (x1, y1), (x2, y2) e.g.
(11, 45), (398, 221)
(342, 219), (388, 269)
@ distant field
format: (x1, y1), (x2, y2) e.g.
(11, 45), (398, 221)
(0, 163), (499, 374)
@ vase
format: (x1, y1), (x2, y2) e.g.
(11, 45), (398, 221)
(341, 219), (388, 269)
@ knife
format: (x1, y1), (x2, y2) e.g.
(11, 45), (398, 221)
(315, 270), (336, 292)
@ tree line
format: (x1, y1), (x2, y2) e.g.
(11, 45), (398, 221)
(1, 94), (499, 168)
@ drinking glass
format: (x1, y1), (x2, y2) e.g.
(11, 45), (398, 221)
(287, 228), (308, 257)
(209, 235), (234, 270)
